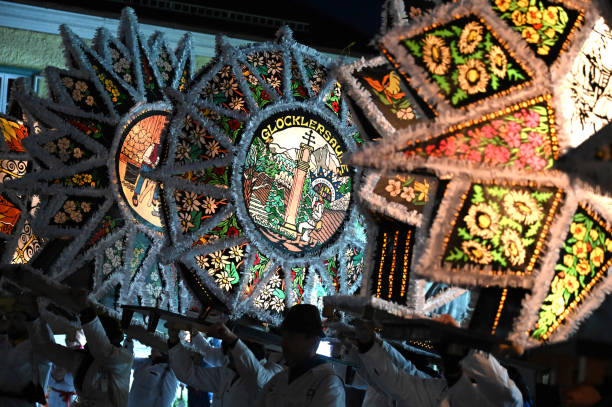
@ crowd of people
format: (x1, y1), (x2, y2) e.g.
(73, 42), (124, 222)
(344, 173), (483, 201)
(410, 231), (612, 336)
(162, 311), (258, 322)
(0, 292), (528, 407)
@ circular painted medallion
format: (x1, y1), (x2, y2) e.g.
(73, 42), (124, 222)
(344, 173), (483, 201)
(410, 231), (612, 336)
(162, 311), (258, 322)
(116, 110), (169, 230)
(242, 109), (352, 255)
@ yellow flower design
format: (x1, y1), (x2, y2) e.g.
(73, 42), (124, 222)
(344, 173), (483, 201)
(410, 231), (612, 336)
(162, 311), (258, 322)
(414, 180), (430, 201)
(457, 59), (490, 95)
(464, 203), (501, 240)
(522, 27), (540, 44)
(537, 45), (550, 55)
(512, 10), (526, 26)
(544, 28), (556, 39)
(552, 295), (565, 316)
(458, 22), (484, 54)
(461, 240), (493, 264)
(501, 228), (526, 266)
(563, 254), (574, 268)
(516, 0), (528, 8)
(572, 241), (588, 259)
(502, 190), (542, 225)
(589, 228), (600, 242)
(591, 246), (605, 267)
(542, 6), (559, 26)
(422, 35), (451, 75)
(576, 259), (590, 276)
(570, 222), (587, 241)
(606, 238), (612, 252)
(551, 275), (563, 294)
(494, 0), (511, 12)
(564, 274), (579, 294)
(526, 6), (542, 25)
(488, 45), (507, 79)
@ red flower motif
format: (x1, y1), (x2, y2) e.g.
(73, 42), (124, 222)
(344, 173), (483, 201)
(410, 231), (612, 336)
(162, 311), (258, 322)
(504, 121), (523, 148)
(254, 253), (260, 266)
(467, 150), (482, 162)
(331, 101), (339, 112)
(261, 90), (270, 100)
(227, 226), (240, 237)
(213, 166), (227, 176)
(480, 124), (497, 139)
(524, 109), (541, 128)
(228, 119), (242, 131)
(297, 86), (307, 97)
(527, 131), (544, 147)
(439, 136), (457, 156)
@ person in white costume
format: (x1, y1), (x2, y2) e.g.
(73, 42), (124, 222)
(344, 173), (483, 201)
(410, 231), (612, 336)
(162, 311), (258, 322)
(128, 347), (178, 407)
(350, 340), (432, 407)
(47, 330), (84, 407)
(30, 291), (133, 407)
(167, 322), (283, 407)
(0, 297), (48, 407)
(189, 330), (227, 367)
(255, 304), (345, 407)
(348, 318), (523, 407)
(298, 196), (324, 243)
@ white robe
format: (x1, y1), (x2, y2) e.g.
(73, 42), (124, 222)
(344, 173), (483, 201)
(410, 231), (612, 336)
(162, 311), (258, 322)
(169, 339), (282, 407)
(190, 332), (226, 367)
(255, 362), (345, 407)
(128, 358), (177, 407)
(350, 341), (430, 407)
(47, 368), (77, 407)
(356, 341), (522, 407)
(32, 317), (133, 407)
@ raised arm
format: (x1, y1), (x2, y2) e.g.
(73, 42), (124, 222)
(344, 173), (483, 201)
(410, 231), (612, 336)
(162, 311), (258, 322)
(168, 342), (224, 391)
(230, 340), (284, 388)
(79, 308), (132, 364)
(458, 350), (523, 407)
(191, 331), (226, 367)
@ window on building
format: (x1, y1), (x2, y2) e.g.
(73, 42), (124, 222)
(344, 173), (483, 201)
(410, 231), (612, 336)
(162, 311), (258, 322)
(0, 68), (41, 114)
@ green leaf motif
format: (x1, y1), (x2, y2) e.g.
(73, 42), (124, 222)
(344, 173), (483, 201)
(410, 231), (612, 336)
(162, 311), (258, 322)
(432, 74), (452, 95)
(445, 247), (468, 263)
(491, 248), (508, 267)
(487, 186), (510, 199)
(472, 185), (486, 204)
(525, 220), (542, 238)
(458, 227), (474, 241)
(451, 89), (468, 105)
(500, 216), (523, 233)
(403, 39), (422, 58)
(507, 63), (526, 81)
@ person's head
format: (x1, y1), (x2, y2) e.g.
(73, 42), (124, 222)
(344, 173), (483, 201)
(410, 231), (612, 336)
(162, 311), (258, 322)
(280, 304), (324, 367)
(66, 328), (84, 349)
(98, 312), (124, 347)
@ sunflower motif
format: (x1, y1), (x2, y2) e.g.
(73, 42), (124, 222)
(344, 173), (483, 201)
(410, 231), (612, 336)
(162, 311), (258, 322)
(462, 240), (493, 264)
(464, 203), (500, 239)
(457, 59), (490, 95)
(422, 35), (451, 75)
(501, 228), (526, 266)
(488, 45), (508, 79)
(503, 190), (542, 225)
(458, 22), (484, 54)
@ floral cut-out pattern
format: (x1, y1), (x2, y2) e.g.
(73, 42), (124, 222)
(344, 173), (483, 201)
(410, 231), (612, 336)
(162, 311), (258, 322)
(400, 15), (531, 107)
(357, 65), (422, 129)
(443, 182), (563, 274)
(402, 97), (557, 170)
(530, 207), (612, 341)
(490, 0), (582, 64)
